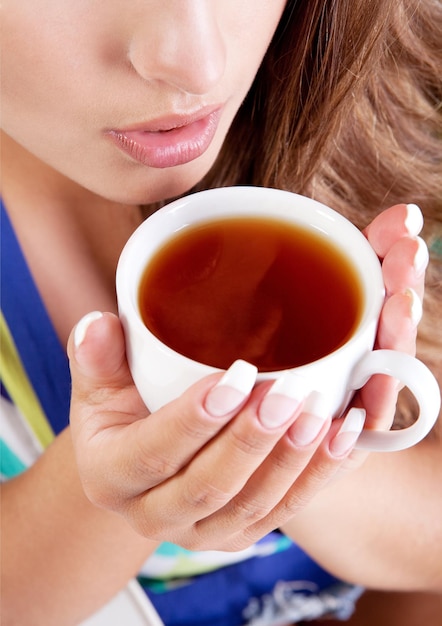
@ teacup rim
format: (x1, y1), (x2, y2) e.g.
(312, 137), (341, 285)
(117, 186), (385, 374)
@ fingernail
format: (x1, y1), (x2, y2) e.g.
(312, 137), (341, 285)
(329, 408), (366, 457)
(413, 236), (429, 276)
(405, 204), (424, 237)
(290, 391), (330, 446)
(205, 360), (257, 417)
(74, 311), (103, 348)
(258, 373), (305, 429)
(404, 288), (423, 327)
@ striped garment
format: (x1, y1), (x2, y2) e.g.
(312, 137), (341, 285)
(1, 198), (363, 625)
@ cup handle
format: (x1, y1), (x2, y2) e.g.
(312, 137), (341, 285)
(348, 349), (440, 452)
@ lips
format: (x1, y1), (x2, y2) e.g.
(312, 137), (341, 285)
(108, 107), (222, 168)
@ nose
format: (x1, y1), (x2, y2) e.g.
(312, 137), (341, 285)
(128, 1), (226, 95)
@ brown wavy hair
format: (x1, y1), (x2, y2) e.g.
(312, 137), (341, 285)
(189, 0), (442, 431)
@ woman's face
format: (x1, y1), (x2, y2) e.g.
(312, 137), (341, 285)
(1, 1), (286, 204)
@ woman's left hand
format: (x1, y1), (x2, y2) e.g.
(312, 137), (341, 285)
(350, 202), (428, 447)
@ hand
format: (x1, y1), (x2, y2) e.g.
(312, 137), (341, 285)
(69, 313), (367, 552)
(68, 203), (427, 551)
(308, 202), (428, 478)
(355, 203), (428, 429)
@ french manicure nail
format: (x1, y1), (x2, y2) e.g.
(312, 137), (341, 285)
(258, 373), (305, 429)
(205, 360), (257, 417)
(74, 311), (103, 348)
(405, 204), (424, 237)
(290, 391), (330, 446)
(329, 407), (366, 457)
(413, 236), (429, 276)
(404, 288), (423, 327)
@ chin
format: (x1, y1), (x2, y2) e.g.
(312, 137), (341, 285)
(98, 155), (219, 206)
(95, 177), (197, 207)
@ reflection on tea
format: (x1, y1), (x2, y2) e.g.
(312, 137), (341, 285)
(139, 217), (363, 371)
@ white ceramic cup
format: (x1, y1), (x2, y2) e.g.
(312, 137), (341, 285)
(117, 186), (440, 452)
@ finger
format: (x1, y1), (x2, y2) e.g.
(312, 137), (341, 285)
(69, 313), (258, 507)
(191, 392), (332, 542)
(68, 311), (146, 423)
(126, 374), (307, 538)
(376, 290), (422, 355)
(68, 312), (151, 505)
(225, 408), (366, 551)
(382, 236), (428, 298)
(364, 203), (423, 258)
(354, 289), (422, 431)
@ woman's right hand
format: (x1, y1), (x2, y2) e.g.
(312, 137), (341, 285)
(68, 312), (360, 552)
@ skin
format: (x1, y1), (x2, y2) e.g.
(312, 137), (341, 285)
(0, 0), (284, 205)
(0, 1), (440, 624)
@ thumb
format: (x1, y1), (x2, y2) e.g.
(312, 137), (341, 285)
(68, 311), (150, 511)
(68, 311), (134, 392)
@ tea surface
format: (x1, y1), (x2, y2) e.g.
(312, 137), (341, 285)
(139, 217), (364, 370)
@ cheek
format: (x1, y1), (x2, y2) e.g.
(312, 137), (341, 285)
(225, 1), (286, 77)
(1, 7), (88, 152)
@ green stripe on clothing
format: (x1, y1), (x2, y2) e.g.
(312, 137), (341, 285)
(0, 439), (27, 478)
(0, 312), (54, 448)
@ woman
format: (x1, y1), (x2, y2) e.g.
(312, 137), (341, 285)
(1, 1), (441, 624)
